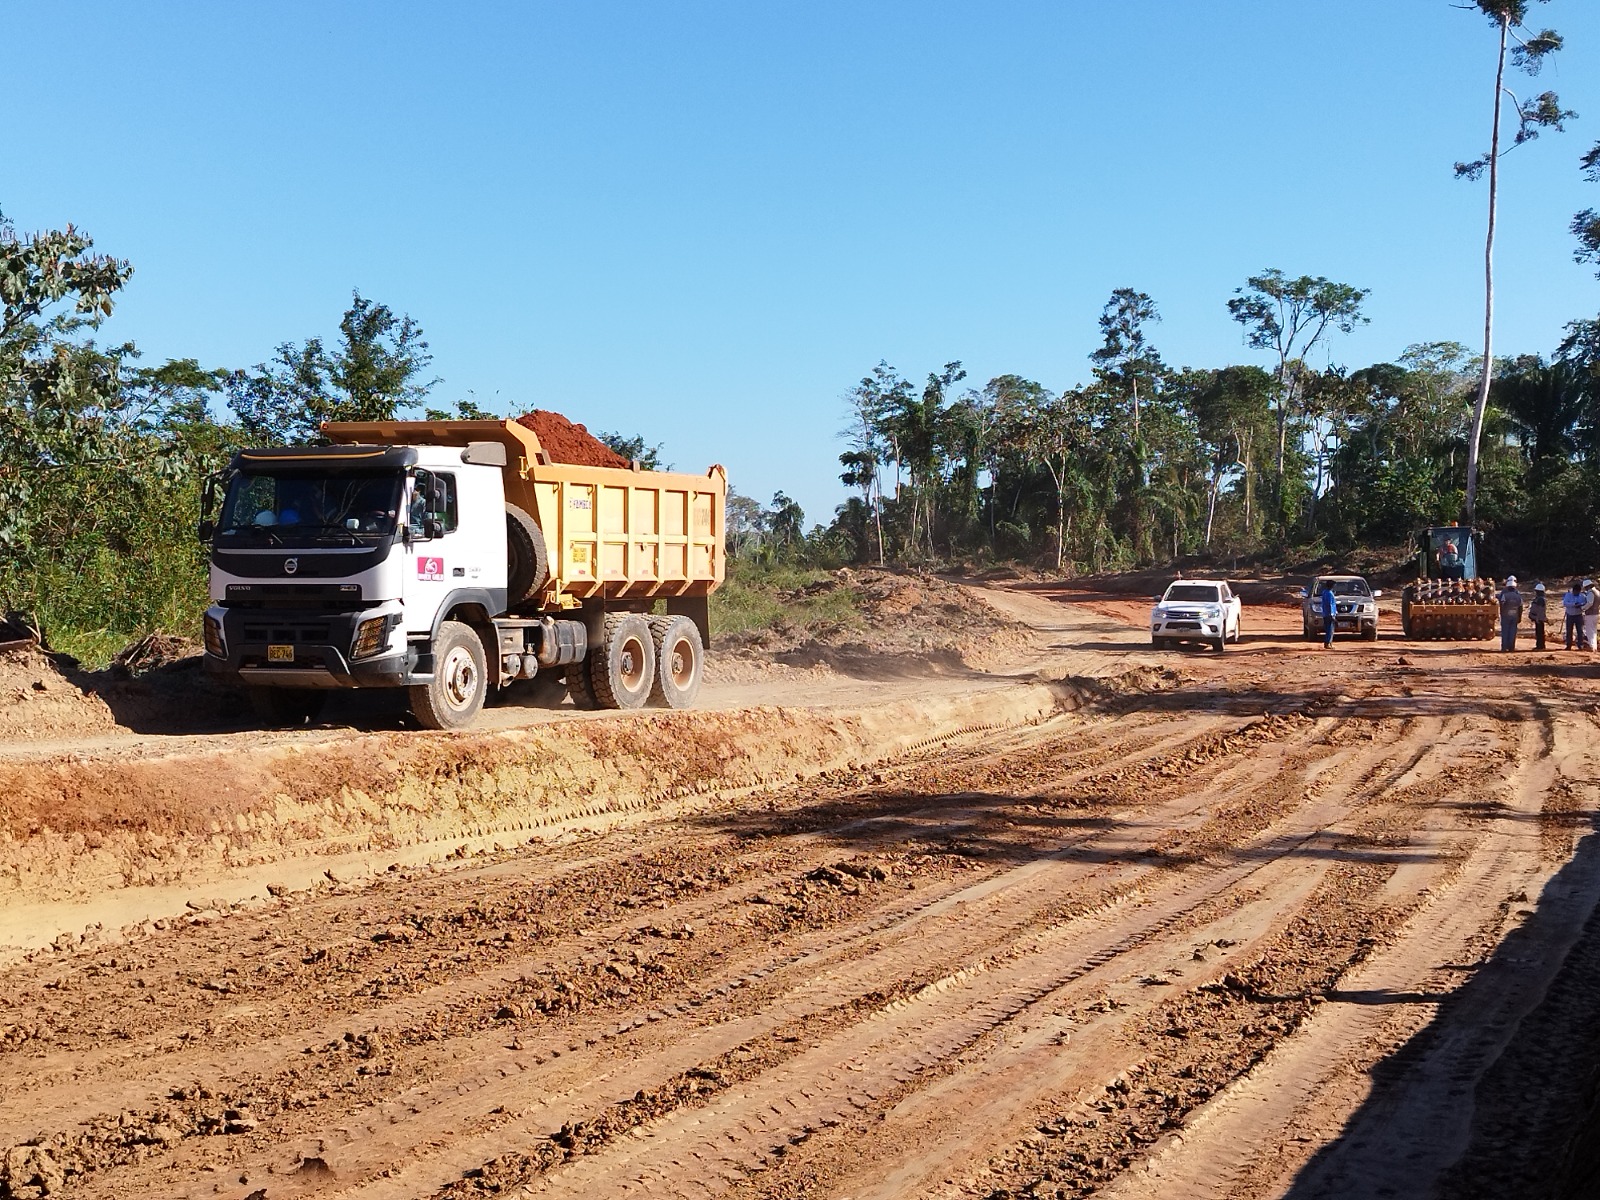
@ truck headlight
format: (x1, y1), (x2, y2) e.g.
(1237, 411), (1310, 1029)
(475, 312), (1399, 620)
(203, 614), (225, 658)
(351, 616), (392, 660)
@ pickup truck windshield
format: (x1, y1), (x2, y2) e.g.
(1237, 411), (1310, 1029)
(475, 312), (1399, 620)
(1317, 579), (1371, 597)
(218, 471), (403, 537)
(1164, 585), (1220, 602)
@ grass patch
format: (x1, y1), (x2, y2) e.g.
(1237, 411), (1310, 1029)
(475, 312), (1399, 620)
(47, 627), (135, 669)
(710, 562), (863, 636)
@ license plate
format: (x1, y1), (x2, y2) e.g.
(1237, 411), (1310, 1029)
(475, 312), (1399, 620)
(268, 644), (294, 663)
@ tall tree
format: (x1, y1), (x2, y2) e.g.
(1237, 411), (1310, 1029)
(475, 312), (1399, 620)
(1574, 141), (1600, 275)
(840, 362), (907, 564)
(1455, 0), (1573, 525)
(882, 362), (964, 558)
(971, 374), (1045, 551)
(1226, 270), (1369, 528)
(1089, 288), (1164, 486)
(227, 290), (437, 444)
(1175, 366), (1274, 547)
(1017, 386), (1092, 571)
(766, 491), (806, 556)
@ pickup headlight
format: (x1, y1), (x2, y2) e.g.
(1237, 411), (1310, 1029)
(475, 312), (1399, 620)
(203, 613), (225, 657)
(350, 616), (393, 660)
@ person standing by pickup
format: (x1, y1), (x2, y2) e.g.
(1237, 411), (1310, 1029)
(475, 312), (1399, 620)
(1498, 577), (1523, 651)
(1528, 582), (1548, 651)
(1319, 580), (1336, 649)
(1586, 580), (1600, 652)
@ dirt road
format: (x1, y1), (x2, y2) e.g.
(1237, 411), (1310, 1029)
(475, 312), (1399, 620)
(2, 581), (1598, 1200)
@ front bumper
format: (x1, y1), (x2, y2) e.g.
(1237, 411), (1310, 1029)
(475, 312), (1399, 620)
(202, 605), (414, 688)
(1311, 606), (1378, 636)
(1152, 613), (1226, 642)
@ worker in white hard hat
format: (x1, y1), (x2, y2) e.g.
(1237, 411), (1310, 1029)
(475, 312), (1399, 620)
(1498, 576), (1523, 651)
(1528, 582), (1548, 651)
(1563, 580), (1586, 649)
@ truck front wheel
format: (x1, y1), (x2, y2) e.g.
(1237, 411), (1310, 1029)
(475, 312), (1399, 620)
(411, 621), (488, 729)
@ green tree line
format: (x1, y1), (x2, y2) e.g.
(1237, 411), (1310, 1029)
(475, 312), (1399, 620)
(799, 283), (1600, 576)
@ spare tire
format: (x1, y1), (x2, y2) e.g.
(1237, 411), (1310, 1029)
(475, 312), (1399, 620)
(506, 504), (549, 605)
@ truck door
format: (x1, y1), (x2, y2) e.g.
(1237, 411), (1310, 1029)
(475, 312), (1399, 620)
(403, 469), (463, 633)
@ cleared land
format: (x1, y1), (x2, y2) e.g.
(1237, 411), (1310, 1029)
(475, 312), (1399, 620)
(1, 576), (1597, 1200)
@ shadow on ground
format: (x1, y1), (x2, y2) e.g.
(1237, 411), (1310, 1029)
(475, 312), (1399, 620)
(1281, 824), (1600, 1200)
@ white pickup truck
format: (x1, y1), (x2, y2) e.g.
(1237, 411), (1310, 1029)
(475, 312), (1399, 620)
(1150, 579), (1242, 652)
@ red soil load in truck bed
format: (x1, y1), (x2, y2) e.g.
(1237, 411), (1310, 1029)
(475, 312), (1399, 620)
(515, 410), (631, 469)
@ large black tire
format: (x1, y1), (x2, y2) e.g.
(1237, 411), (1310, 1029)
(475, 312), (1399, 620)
(249, 687), (326, 727)
(505, 505), (549, 606)
(1212, 637), (1226, 653)
(587, 612), (655, 710)
(1362, 624), (1378, 642)
(648, 615), (704, 709)
(410, 620), (487, 730)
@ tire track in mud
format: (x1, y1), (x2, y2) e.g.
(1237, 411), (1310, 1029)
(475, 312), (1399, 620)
(353, 708), (1395, 1196)
(13, 660), (1595, 1200)
(1021, 691), (1600, 1200)
(0, 700), (1324, 1196)
(711, 712), (1453, 1199)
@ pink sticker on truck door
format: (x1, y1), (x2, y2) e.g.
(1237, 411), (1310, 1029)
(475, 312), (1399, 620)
(417, 557), (445, 581)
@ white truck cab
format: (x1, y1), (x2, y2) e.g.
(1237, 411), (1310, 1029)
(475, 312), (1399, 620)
(202, 442), (523, 727)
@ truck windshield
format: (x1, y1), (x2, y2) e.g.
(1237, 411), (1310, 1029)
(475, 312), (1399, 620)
(1164, 585), (1220, 603)
(218, 471), (403, 538)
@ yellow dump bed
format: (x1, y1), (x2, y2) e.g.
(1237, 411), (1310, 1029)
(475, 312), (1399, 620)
(322, 420), (725, 604)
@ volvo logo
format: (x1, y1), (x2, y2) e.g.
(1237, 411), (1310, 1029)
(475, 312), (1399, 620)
(284, 557), (299, 576)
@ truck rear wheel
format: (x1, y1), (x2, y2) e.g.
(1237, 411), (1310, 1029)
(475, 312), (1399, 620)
(506, 505), (549, 605)
(588, 613), (655, 710)
(410, 621), (487, 729)
(249, 686), (326, 727)
(648, 615), (704, 709)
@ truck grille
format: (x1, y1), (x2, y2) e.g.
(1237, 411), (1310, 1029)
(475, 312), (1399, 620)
(241, 623), (333, 643)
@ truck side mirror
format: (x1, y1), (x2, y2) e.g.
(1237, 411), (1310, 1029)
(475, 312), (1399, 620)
(1373, 590), (1383, 598)
(1296, 588), (1307, 599)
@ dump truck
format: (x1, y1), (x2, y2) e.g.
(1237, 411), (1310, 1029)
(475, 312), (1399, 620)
(199, 419), (726, 729)
(1400, 524), (1497, 641)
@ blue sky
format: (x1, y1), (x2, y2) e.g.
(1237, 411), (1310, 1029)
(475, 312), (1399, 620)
(7, 1), (1600, 524)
